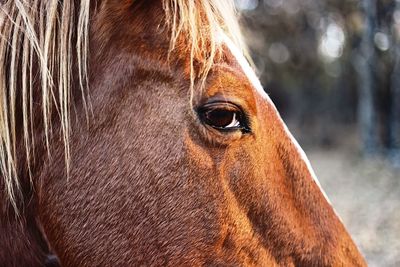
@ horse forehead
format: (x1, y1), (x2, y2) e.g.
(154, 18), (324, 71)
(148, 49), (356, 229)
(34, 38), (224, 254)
(221, 34), (333, 207)
(220, 34), (269, 102)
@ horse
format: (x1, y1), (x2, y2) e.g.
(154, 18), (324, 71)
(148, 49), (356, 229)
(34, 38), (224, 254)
(0, 0), (366, 266)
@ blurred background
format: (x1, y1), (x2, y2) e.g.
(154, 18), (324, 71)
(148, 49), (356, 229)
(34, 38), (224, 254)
(234, 0), (400, 265)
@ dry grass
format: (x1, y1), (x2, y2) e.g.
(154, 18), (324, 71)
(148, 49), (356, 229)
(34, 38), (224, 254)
(307, 146), (400, 267)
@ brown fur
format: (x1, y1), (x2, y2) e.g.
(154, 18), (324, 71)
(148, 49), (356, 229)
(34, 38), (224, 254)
(0, 1), (366, 266)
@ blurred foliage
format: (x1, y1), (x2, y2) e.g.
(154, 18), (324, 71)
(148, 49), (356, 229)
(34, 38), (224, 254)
(236, 0), (400, 163)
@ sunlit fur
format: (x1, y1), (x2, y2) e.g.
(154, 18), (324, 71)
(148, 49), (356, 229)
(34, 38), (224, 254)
(163, 0), (246, 86)
(0, 0), (244, 212)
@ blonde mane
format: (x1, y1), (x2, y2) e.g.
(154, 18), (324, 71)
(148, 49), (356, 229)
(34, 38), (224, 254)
(0, 0), (246, 211)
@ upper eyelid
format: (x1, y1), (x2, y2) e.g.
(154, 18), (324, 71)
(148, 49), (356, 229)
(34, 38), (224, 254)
(197, 94), (252, 114)
(199, 101), (240, 111)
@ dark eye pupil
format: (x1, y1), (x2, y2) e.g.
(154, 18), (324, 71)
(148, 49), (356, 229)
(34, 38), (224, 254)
(205, 109), (235, 128)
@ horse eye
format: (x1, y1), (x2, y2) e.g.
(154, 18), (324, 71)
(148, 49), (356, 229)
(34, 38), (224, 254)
(204, 109), (239, 128)
(198, 103), (250, 133)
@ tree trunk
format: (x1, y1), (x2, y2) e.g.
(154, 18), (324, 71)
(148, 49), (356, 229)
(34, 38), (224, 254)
(389, 3), (400, 166)
(355, 0), (379, 155)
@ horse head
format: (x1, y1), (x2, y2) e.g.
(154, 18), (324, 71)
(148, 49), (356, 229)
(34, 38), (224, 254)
(0, 0), (366, 266)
